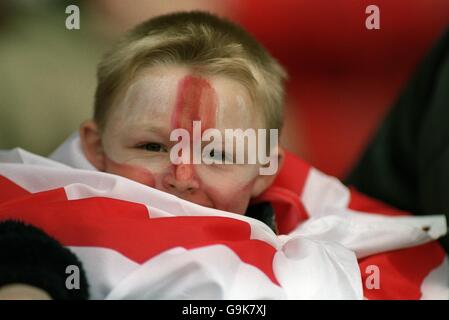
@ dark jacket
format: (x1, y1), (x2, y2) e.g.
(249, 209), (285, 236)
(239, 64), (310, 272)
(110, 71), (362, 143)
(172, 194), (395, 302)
(346, 28), (449, 252)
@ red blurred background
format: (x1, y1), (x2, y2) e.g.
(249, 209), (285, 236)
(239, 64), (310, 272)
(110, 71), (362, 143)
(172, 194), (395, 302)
(228, 0), (449, 178)
(2, 0), (449, 179)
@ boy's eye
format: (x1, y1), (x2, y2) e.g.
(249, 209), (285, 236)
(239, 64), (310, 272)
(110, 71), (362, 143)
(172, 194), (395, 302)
(209, 149), (228, 162)
(140, 143), (168, 153)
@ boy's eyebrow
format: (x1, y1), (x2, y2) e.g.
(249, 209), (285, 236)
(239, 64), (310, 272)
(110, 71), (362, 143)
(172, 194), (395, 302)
(143, 125), (170, 135)
(130, 121), (171, 136)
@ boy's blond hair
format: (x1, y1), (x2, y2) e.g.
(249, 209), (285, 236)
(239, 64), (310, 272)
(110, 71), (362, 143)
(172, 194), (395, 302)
(94, 11), (287, 131)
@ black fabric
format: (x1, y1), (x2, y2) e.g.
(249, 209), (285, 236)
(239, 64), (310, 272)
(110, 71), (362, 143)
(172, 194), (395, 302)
(246, 202), (278, 234)
(346, 27), (449, 252)
(0, 220), (89, 299)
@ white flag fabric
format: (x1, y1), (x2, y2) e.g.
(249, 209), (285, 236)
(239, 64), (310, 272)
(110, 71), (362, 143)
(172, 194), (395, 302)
(0, 132), (447, 299)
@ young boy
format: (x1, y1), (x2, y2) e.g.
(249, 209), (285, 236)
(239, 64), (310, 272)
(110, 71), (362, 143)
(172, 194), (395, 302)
(78, 11), (287, 216)
(0, 9), (447, 300)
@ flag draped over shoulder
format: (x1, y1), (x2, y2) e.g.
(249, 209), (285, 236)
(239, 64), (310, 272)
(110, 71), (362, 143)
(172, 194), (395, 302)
(0, 133), (447, 300)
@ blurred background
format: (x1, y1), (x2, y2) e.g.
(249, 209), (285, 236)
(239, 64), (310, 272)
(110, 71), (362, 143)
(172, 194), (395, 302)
(1, 0), (449, 178)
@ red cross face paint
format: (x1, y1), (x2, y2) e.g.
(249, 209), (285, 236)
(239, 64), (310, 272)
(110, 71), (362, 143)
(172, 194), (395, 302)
(97, 65), (273, 215)
(170, 75), (218, 165)
(167, 75), (218, 201)
(171, 75), (218, 134)
(167, 74), (266, 214)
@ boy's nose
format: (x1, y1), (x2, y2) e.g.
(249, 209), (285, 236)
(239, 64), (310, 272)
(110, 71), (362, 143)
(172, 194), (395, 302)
(163, 164), (199, 193)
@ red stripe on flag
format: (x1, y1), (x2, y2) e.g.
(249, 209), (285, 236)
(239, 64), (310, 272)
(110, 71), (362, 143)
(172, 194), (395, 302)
(253, 186), (309, 234)
(0, 176), (279, 284)
(271, 150), (311, 196)
(0, 176), (31, 204)
(348, 186), (409, 216)
(253, 150), (311, 234)
(360, 242), (445, 299)
(349, 187), (446, 299)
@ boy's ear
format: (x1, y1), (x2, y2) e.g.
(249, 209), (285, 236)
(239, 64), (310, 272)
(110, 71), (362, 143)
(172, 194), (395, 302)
(79, 120), (106, 171)
(251, 146), (285, 198)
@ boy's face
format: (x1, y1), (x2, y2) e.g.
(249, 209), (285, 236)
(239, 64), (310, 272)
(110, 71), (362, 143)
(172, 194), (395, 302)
(81, 65), (281, 214)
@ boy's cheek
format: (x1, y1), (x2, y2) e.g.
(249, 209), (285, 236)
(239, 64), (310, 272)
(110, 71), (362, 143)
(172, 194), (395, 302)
(196, 171), (257, 214)
(195, 163), (259, 184)
(104, 155), (157, 188)
(101, 150), (260, 214)
(209, 184), (254, 214)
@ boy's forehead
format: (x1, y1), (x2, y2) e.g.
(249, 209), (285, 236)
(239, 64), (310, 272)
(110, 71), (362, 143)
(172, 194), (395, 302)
(114, 66), (259, 132)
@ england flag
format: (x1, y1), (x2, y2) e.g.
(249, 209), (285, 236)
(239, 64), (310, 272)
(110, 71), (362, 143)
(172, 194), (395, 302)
(0, 133), (447, 299)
